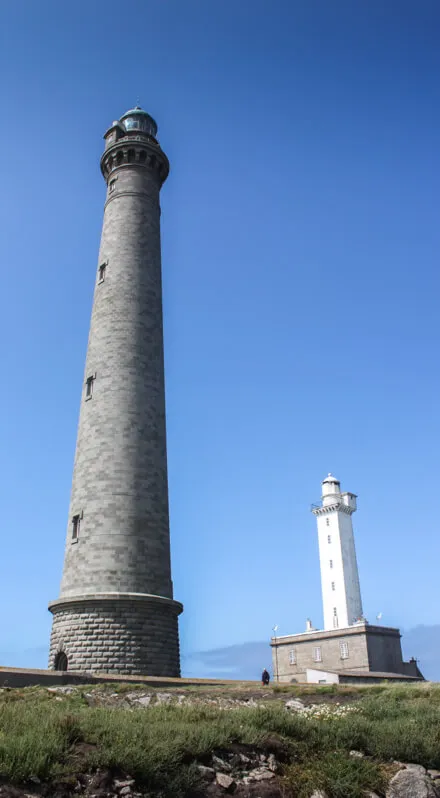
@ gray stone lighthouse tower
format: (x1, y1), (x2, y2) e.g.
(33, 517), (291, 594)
(48, 107), (183, 676)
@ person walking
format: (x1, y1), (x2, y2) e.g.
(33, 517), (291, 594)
(261, 668), (270, 686)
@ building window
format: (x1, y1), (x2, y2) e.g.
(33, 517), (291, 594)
(329, 559), (333, 568)
(289, 649), (296, 665)
(72, 514), (80, 541)
(98, 263), (106, 282)
(313, 647), (322, 663)
(328, 535), (331, 543)
(85, 375), (95, 400)
(109, 178), (117, 193)
(340, 641), (349, 660)
(333, 607), (337, 615)
(326, 518), (330, 526)
(331, 581), (335, 591)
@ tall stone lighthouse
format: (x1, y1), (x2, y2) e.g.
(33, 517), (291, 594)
(48, 107), (183, 676)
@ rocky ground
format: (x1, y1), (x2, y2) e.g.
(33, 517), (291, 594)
(0, 682), (439, 798)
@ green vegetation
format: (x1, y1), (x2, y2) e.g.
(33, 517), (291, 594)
(0, 682), (439, 797)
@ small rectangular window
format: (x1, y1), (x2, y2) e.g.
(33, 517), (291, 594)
(289, 649), (296, 665)
(329, 559), (333, 568)
(85, 375), (95, 400)
(109, 179), (116, 193)
(72, 514), (80, 541)
(326, 518), (330, 526)
(333, 607), (337, 615)
(331, 581), (335, 591)
(340, 641), (349, 660)
(313, 646), (322, 663)
(98, 263), (106, 282)
(328, 535), (331, 544)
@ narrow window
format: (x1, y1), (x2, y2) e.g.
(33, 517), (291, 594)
(340, 641), (349, 660)
(72, 514), (80, 541)
(109, 178), (117, 193)
(313, 646), (322, 663)
(85, 375), (95, 400)
(98, 263), (106, 283)
(289, 649), (296, 665)
(326, 518), (330, 526)
(327, 535), (331, 544)
(333, 607), (337, 615)
(329, 559), (333, 568)
(331, 581), (335, 591)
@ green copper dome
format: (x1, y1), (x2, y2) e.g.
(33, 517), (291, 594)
(120, 106), (157, 136)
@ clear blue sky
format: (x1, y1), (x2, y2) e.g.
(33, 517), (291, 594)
(1, 0), (439, 668)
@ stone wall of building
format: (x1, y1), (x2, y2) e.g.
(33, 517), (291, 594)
(272, 626), (370, 682)
(49, 114), (182, 676)
(60, 163), (172, 600)
(366, 626), (404, 673)
(49, 594), (182, 676)
(271, 624), (414, 683)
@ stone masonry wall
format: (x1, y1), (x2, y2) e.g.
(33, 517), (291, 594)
(272, 624), (411, 683)
(49, 118), (182, 677)
(273, 629), (369, 682)
(60, 163), (172, 599)
(49, 596), (181, 676)
(366, 628), (405, 673)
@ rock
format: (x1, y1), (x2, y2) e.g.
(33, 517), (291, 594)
(309, 792), (328, 798)
(285, 698), (305, 711)
(349, 750), (364, 758)
(119, 788), (132, 796)
(28, 778), (40, 785)
(176, 694), (186, 705)
(198, 765), (216, 781)
(243, 767), (276, 783)
(212, 755), (232, 773)
(267, 753), (277, 772)
(215, 773), (235, 791)
(387, 768), (439, 798)
(156, 692), (173, 704)
(114, 780), (135, 789)
(89, 770), (113, 791)
(405, 764), (427, 775)
(428, 772), (440, 780)
(134, 695), (151, 707)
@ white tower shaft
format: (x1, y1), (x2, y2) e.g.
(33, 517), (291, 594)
(312, 475), (363, 630)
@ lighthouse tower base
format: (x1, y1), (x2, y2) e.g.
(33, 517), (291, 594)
(48, 593), (183, 676)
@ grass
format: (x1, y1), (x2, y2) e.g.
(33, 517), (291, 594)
(0, 683), (439, 797)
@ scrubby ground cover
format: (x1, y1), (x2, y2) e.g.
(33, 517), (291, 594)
(0, 682), (439, 798)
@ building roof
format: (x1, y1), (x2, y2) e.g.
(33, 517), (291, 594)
(310, 668), (422, 681)
(118, 106), (158, 136)
(322, 473), (340, 484)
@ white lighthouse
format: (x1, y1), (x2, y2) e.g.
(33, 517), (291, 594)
(312, 474), (363, 630)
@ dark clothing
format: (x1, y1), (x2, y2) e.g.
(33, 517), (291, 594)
(262, 669), (270, 685)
